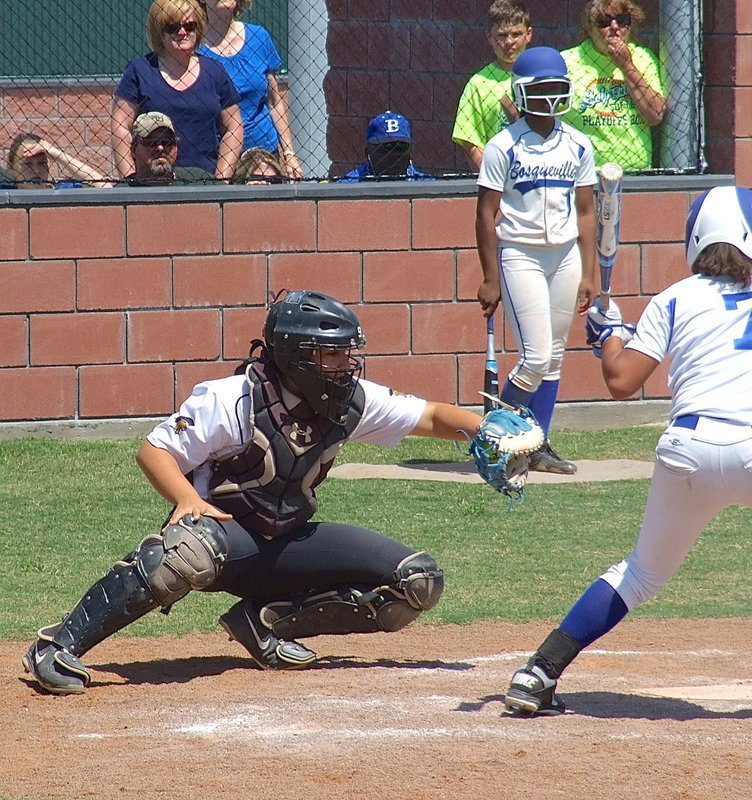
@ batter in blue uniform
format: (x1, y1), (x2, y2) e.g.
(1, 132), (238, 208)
(476, 47), (597, 475)
(504, 185), (752, 716)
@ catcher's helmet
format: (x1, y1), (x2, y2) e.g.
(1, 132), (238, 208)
(685, 186), (752, 268)
(264, 290), (365, 424)
(511, 47), (572, 117)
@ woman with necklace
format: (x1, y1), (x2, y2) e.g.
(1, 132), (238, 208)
(112, 0), (242, 181)
(198, 0), (302, 180)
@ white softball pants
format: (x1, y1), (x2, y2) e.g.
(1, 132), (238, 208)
(499, 240), (582, 391)
(601, 416), (752, 610)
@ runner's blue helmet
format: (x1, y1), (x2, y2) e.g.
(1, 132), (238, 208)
(512, 47), (572, 117)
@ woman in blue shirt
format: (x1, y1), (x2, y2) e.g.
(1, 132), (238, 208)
(112, 0), (242, 180)
(198, 0), (302, 179)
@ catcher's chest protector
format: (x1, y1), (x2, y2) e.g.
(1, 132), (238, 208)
(208, 360), (365, 539)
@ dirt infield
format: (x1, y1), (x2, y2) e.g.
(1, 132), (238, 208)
(5, 618), (752, 800)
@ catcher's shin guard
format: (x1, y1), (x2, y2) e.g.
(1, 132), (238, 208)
(262, 551), (444, 639)
(23, 515), (227, 695)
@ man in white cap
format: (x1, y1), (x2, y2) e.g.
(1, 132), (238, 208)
(339, 110), (433, 182)
(123, 112), (216, 186)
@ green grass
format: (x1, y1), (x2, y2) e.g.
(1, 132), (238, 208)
(2, 427), (751, 641)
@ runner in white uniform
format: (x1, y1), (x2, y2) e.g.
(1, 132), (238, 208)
(476, 46), (597, 474)
(22, 290), (484, 695)
(504, 185), (752, 716)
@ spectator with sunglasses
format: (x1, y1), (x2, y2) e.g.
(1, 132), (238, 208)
(561, 0), (665, 170)
(119, 112), (216, 186)
(198, 0), (303, 181)
(112, 0), (242, 181)
(233, 146), (286, 184)
(338, 111), (434, 183)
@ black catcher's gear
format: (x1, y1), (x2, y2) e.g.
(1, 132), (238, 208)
(263, 290), (365, 424)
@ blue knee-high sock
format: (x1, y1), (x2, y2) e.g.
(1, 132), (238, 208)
(500, 379), (533, 408)
(559, 578), (628, 648)
(527, 379), (559, 437)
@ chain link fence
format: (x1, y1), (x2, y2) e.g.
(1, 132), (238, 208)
(0, 0), (704, 188)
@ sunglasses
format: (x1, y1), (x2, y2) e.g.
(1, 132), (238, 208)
(596, 13), (632, 27)
(140, 137), (177, 150)
(164, 20), (198, 34)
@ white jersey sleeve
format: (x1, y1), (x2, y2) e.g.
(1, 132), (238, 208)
(350, 379), (427, 447)
(146, 374), (247, 473)
(627, 275), (752, 424)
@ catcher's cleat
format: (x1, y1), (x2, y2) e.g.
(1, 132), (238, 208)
(22, 624), (91, 695)
(504, 665), (566, 717)
(529, 441), (577, 475)
(219, 599), (317, 671)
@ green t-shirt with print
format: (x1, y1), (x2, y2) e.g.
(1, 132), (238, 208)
(562, 39), (665, 170)
(452, 62), (514, 150)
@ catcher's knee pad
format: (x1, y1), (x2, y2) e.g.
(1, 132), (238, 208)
(263, 551), (444, 638)
(136, 515), (228, 606)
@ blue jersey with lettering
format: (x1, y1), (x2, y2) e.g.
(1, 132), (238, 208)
(478, 117), (596, 245)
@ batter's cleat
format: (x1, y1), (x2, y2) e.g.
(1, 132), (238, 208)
(22, 624), (91, 695)
(504, 665), (566, 716)
(219, 599), (317, 671)
(529, 441), (577, 475)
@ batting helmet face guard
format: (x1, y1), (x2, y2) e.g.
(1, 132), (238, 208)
(511, 46), (572, 117)
(685, 186), (752, 269)
(264, 290), (366, 424)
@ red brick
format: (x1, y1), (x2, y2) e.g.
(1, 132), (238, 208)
(410, 21), (451, 72)
(0, 367), (76, 420)
(269, 253), (361, 301)
(223, 201), (316, 253)
(641, 243), (688, 294)
(58, 87), (112, 117)
(458, 352), (519, 406)
(176, 361), (237, 405)
(704, 35), (736, 85)
(735, 88), (752, 136)
(605, 243), (641, 296)
(364, 250), (454, 301)
(356, 304), (410, 355)
(85, 116), (116, 148)
(318, 200), (409, 251)
(31, 313), (124, 365)
(0, 261), (74, 313)
(704, 87), (734, 142)
(620, 192), (689, 243)
(457, 249), (481, 301)
(735, 138), (752, 186)
(129, 310), (221, 362)
(30, 206), (124, 259)
(0, 209), (27, 261)
(644, 358), (671, 399)
(5, 87), (58, 118)
(80, 364), (174, 418)
(222, 307), (269, 360)
(0, 316), (27, 366)
(412, 197), (477, 249)
(127, 204), (220, 256)
(345, 71), (390, 116)
(364, 354), (458, 404)
(412, 302), (484, 354)
(558, 350), (613, 401)
(174, 255), (266, 307)
(77, 258), (171, 310)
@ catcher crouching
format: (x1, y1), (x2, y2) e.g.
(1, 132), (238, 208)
(23, 290), (525, 695)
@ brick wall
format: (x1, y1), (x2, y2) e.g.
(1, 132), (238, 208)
(0, 178), (727, 424)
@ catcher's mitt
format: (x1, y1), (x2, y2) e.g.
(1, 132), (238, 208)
(462, 405), (545, 507)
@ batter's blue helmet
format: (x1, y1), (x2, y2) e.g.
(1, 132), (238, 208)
(511, 47), (572, 117)
(685, 186), (752, 268)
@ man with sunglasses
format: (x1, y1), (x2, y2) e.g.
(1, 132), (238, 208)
(338, 111), (434, 183)
(121, 111), (216, 186)
(561, 0), (665, 170)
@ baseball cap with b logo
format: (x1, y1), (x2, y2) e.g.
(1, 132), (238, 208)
(366, 111), (412, 144)
(132, 111), (176, 140)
